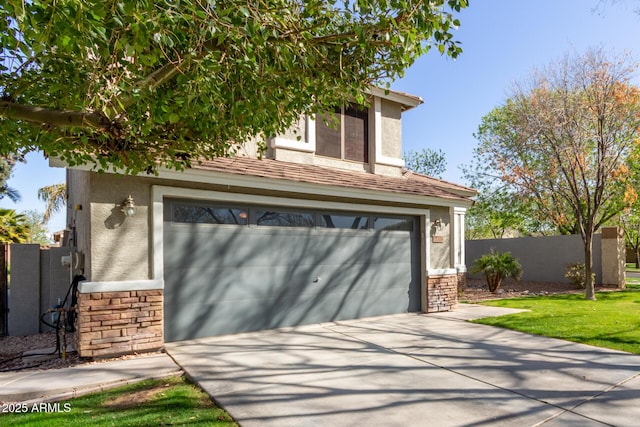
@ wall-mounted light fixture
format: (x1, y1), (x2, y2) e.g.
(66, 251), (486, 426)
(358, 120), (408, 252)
(122, 195), (137, 217)
(433, 217), (442, 229)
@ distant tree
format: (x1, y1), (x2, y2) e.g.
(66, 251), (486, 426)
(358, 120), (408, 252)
(474, 48), (640, 300)
(38, 184), (67, 223)
(403, 148), (447, 178)
(618, 149), (640, 267)
(22, 210), (52, 245)
(461, 154), (552, 239)
(620, 209), (640, 268)
(0, 1), (468, 174)
(464, 190), (541, 239)
(0, 209), (30, 243)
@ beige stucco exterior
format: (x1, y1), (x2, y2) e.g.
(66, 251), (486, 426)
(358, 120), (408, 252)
(66, 169), (92, 276)
(67, 171), (468, 283)
(428, 206), (452, 270)
(265, 93), (411, 177)
(380, 99), (402, 159)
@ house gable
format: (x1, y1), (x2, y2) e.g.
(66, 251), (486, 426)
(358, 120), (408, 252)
(59, 86), (479, 358)
(264, 89), (422, 177)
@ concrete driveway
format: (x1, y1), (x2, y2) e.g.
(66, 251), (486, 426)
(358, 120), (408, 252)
(166, 305), (640, 427)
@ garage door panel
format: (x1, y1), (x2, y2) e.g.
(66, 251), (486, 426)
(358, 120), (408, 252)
(163, 199), (421, 341)
(164, 265), (318, 303)
(164, 262), (412, 306)
(165, 285), (413, 341)
(165, 227), (414, 268)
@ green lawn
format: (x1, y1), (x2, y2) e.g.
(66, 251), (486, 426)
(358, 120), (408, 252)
(0, 375), (237, 426)
(473, 289), (640, 354)
(626, 263), (640, 273)
(627, 278), (640, 288)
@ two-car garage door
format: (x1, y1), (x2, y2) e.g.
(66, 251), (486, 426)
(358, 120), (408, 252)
(163, 198), (421, 342)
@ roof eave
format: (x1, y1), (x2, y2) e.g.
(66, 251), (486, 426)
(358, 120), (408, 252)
(368, 87), (424, 111)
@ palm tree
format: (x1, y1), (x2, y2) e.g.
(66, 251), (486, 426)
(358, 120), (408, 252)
(0, 156), (21, 202)
(470, 250), (523, 292)
(0, 209), (31, 243)
(38, 183), (66, 223)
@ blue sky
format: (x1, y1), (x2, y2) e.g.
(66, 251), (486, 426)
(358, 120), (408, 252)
(2, 0), (640, 234)
(394, 0), (640, 183)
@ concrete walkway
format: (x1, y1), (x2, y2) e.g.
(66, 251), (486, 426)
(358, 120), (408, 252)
(167, 304), (640, 427)
(0, 353), (182, 404)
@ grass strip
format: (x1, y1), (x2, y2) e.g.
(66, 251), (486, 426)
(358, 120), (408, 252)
(1, 375), (237, 426)
(626, 263), (640, 272)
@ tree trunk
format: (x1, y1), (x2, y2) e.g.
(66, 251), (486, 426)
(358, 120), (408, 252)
(635, 247), (639, 270)
(584, 232), (596, 301)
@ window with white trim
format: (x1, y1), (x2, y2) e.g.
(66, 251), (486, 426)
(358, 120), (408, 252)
(315, 104), (369, 163)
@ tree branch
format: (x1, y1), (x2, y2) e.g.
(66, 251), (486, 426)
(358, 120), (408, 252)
(0, 100), (108, 130)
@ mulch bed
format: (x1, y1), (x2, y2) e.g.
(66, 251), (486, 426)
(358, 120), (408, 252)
(462, 278), (614, 302)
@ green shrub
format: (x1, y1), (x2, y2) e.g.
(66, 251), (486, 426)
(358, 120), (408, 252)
(470, 250), (522, 292)
(564, 263), (595, 289)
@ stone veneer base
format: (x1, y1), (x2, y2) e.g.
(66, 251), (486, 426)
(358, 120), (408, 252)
(426, 274), (458, 312)
(76, 290), (163, 358)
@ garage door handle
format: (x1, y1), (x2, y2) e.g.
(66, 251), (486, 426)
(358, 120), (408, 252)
(313, 277), (321, 283)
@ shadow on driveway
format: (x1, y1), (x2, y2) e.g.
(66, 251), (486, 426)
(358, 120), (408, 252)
(166, 306), (640, 427)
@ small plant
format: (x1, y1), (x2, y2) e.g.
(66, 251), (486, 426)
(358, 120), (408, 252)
(470, 250), (522, 292)
(565, 263), (595, 289)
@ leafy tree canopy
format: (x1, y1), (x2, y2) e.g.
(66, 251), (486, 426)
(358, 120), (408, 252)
(0, 208), (30, 243)
(472, 48), (640, 299)
(0, 0), (467, 174)
(461, 151), (554, 239)
(403, 147), (447, 178)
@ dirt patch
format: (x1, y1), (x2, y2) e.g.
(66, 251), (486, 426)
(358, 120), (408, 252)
(0, 331), (79, 372)
(0, 331), (163, 372)
(102, 383), (170, 409)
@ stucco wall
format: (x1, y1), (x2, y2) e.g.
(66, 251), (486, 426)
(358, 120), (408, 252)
(82, 169), (464, 284)
(279, 115), (307, 143)
(88, 173), (151, 282)
(466, 234), (603, 284)
(8, 244), (40, 335)
(67, 169), (92, 276)
(380, 99), (402, 159)
(266, 96), (404, 174)
(429, 206), (451, 270)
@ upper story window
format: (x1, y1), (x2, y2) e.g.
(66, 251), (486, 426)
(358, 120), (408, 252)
(315, 104), (369, 163)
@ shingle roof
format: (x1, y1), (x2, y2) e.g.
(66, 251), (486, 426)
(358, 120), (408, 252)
(192, 157), (476, 202)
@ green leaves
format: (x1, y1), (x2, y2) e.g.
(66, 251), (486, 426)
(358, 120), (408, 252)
(0, 0), (467, 174)
(469, 48), (640, 299)
(403, 148), (447, 178)
(470, 250), (522, 292)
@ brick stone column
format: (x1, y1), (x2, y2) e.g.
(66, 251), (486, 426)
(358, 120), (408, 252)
(426, 274), (458, 312)
(76, 289), (163, 358)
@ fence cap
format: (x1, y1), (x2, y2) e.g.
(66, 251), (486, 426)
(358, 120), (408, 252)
(601, 227), (623, 239)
